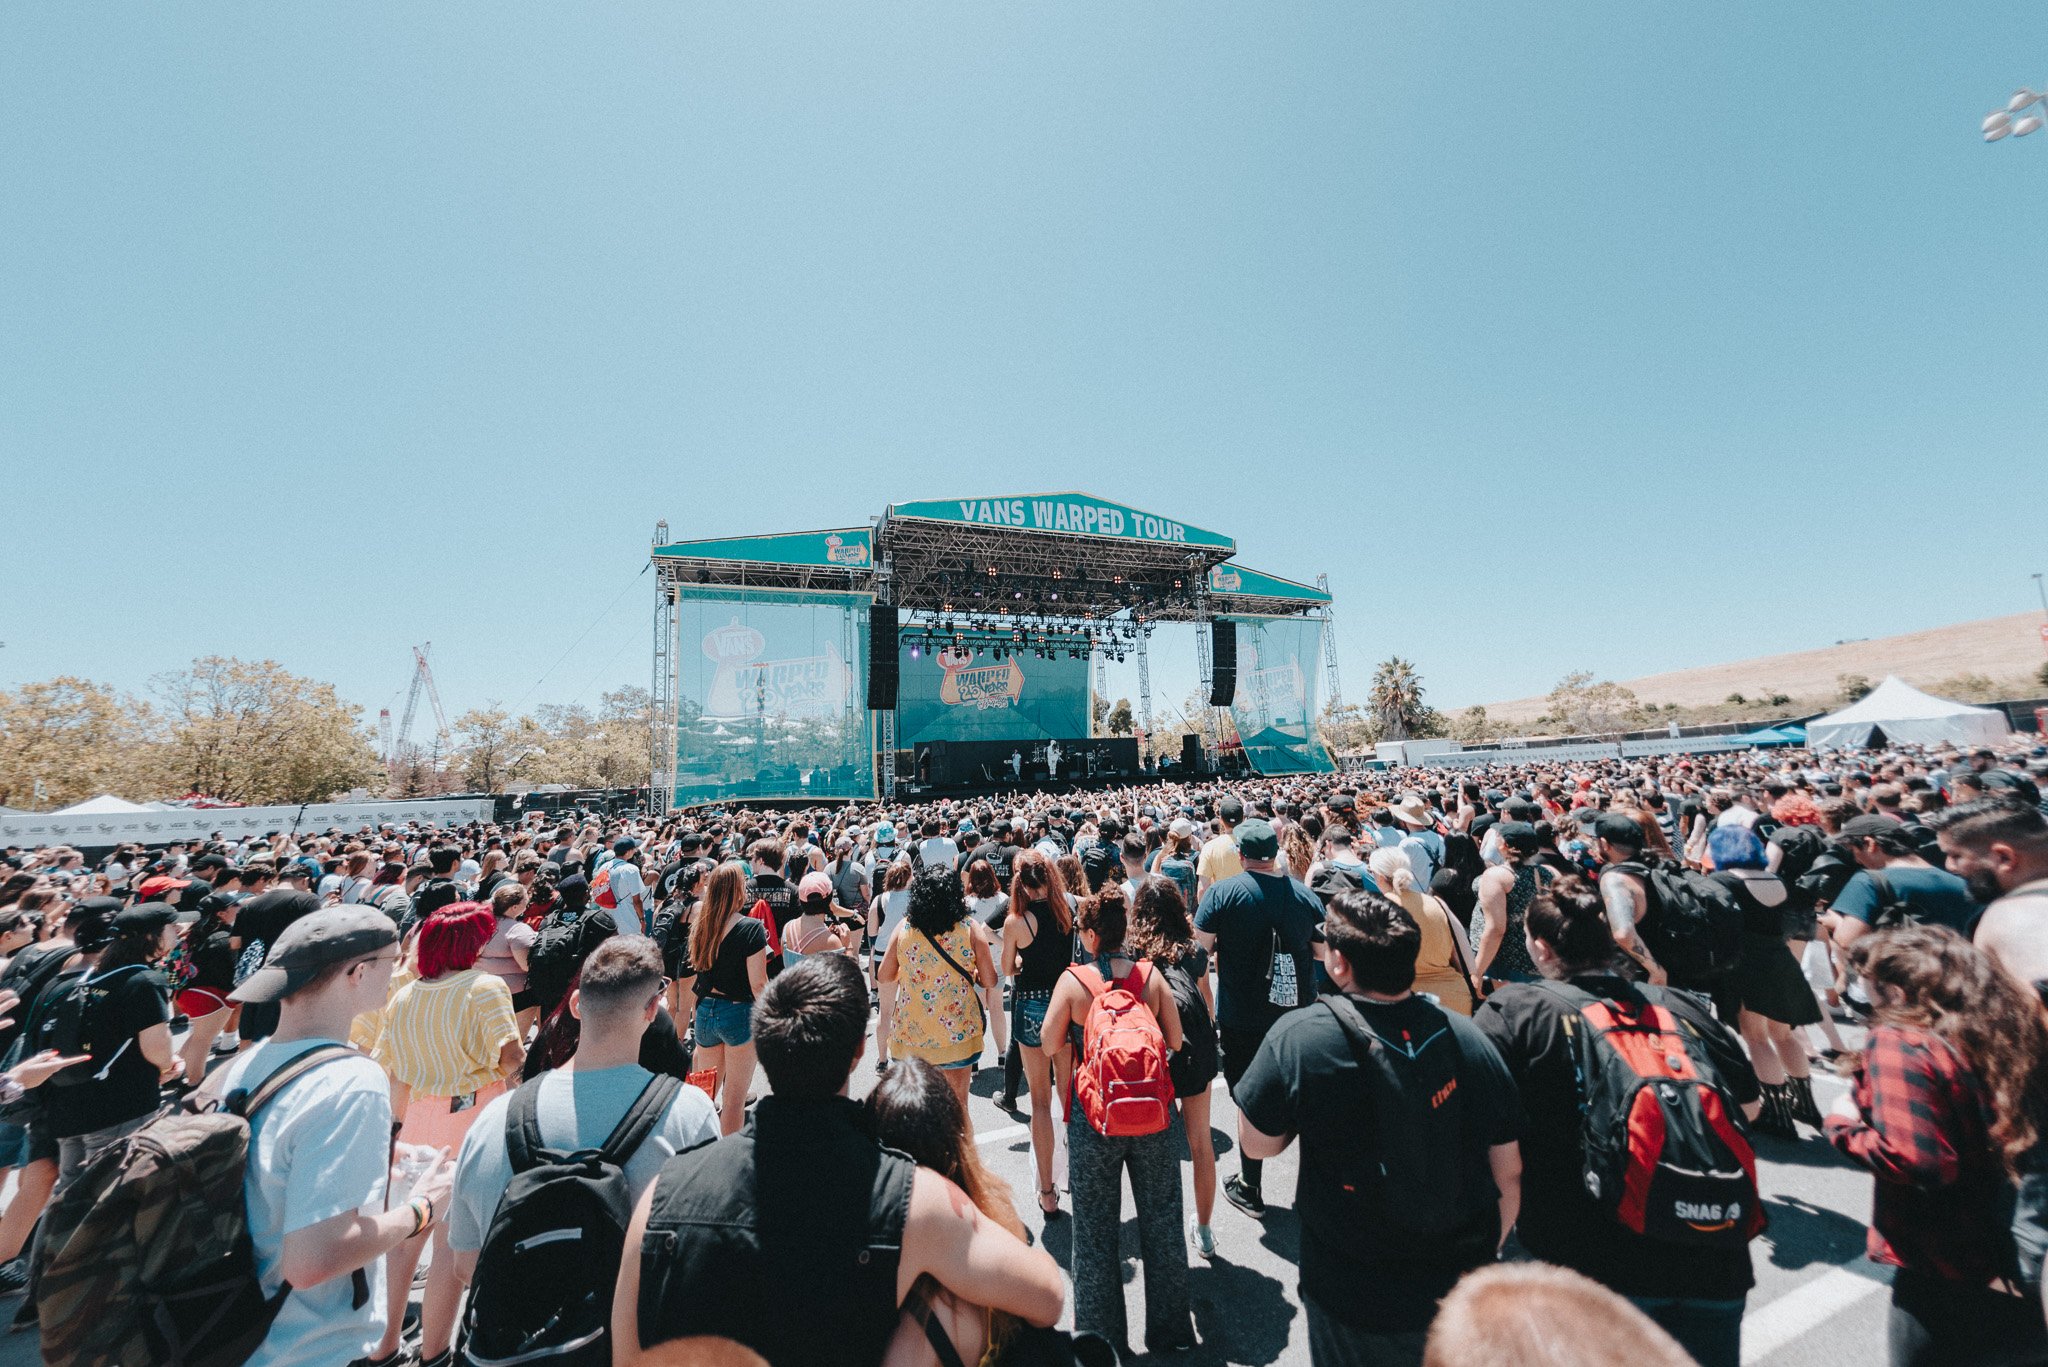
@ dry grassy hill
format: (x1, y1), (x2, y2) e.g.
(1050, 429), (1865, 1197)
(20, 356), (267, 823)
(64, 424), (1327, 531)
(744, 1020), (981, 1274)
(1482, 612), (2048, 728)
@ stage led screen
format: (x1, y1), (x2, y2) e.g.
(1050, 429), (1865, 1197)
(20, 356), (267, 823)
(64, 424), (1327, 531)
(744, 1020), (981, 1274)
(894, 632), (1092, 747)
(673, 587), (875, 806)
(1225, 615), (1335, 775)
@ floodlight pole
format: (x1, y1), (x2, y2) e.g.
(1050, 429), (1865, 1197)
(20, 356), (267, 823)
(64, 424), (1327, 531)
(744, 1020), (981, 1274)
(1983, 87), (2048, 141)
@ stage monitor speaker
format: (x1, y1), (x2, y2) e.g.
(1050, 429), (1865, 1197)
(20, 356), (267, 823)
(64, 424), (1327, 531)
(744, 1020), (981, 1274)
(1181, 733), (1203, 771)
(867, 605), (899, 709)
(1208, 620), (1237, 707)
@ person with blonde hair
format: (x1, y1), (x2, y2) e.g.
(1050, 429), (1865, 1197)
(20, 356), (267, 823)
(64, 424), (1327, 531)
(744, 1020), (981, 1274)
(1366, 846), (1477, 1015)
(1423, 1264), (1694, 1367)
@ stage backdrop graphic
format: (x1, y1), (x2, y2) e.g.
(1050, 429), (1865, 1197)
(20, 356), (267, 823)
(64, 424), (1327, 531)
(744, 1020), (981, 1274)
(1225, 615), (1336, 774)
(894, 633), (1092, 746)
(673, 587), (875, 806)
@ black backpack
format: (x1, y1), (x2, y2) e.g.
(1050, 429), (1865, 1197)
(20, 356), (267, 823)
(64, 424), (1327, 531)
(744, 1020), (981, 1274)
(526, 907), (618, 1014)
(1307, 860), (1371, 909)
(1768, 826), (1828, 891)
(459, 1073), (686, 1367)
(1622, 858), (1744, 985)
(1319, 994), (1497, 1263)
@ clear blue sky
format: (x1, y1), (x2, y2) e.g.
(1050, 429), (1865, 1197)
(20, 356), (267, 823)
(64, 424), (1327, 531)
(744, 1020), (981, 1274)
(6, 3), (2046, 729)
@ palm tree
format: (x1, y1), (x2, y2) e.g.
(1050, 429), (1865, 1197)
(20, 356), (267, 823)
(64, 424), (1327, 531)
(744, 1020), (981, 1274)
(1368, 657), (1426, 741)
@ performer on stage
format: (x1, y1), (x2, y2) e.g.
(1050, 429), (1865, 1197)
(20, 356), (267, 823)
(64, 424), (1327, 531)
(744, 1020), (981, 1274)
(1046, 739), (1061, 780)
(1009, 748), (1023, 780)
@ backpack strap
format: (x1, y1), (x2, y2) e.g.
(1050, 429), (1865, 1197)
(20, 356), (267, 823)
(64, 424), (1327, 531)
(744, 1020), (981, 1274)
(223, 1043), (362, 1120)
(597, 1074), (685, 1168)
(505, 1076), (550, 1174)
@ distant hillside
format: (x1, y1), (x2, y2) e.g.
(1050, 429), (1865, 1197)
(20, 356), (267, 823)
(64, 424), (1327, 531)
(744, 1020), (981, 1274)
(1482, 612), (2048, 727)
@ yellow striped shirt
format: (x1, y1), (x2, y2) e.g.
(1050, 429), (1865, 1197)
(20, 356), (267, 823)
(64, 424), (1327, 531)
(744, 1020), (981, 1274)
(372, 967), (519, 1098)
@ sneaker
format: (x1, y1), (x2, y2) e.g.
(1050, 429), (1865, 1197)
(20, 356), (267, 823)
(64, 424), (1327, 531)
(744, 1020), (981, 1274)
(1188, 1217), (1216, 1258)
(1222, 1175), (1265, 1219)
(0, 1260), (26, 1296)
(211, 1033), (240, 1055)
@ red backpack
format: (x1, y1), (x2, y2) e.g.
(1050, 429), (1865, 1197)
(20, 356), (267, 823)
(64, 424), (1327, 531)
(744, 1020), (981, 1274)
(1542, 981), (1766, 1248)
(1069, 961), (1173, 1137)
(591, 859), (618, 910)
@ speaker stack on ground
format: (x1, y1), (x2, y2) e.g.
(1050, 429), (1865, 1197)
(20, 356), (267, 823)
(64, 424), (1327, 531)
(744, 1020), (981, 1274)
(867, 605), (899, 709)
(1181, 732), (1204, 772)
(1208, 620), (1237, 707)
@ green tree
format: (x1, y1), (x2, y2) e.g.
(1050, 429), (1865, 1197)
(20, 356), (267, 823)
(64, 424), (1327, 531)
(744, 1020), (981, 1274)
(0, 677), (159, 810)
(1368, 658), (1428, 741)
(1316, 698), (1376, 754)
(153, 657), (380, 804)
(1546, 671), (1645, 735)
(1105, 698), (1134, 736)
(1837, 674), (1874, 703)
(453, 706), (548, 793)
(1452, 705), (1500, 744)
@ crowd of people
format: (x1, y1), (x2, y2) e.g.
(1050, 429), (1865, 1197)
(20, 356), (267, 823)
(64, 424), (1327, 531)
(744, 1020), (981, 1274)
(1, 735), (2047, 1367)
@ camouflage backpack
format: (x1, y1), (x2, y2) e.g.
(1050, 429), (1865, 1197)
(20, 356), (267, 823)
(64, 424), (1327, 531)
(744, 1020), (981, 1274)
(35, 1044), (361, 1367)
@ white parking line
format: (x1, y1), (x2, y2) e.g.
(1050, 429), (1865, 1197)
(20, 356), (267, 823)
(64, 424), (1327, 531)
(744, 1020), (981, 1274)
(1740, 1267), (1886, 1364)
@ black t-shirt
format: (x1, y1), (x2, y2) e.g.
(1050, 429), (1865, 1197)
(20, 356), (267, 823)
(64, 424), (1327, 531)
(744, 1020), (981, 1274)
(1234, 995), (1520, 1328)
(186, 926), (239, 992)
(1192, 871), (1324, 1033)
(1473, 975), (1760, 1300)
(411, 877), (464, 926)
(43, 966), (173, 1138)
(683, 917), (770, 1003)
(745, 874), (797, 941)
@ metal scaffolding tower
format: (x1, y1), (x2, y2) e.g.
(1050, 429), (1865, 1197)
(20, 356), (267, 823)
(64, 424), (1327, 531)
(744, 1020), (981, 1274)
(1135, 627), (1155, 760)
(650, 522), (677, 815)
(1316, 572), (1343, 708)
(1093, 649), (1110, 733)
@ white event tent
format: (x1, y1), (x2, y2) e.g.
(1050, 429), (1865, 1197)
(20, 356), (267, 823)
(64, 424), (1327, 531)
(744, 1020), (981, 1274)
(1804, 675), (2011, 751)
(49, 795), (167, 815)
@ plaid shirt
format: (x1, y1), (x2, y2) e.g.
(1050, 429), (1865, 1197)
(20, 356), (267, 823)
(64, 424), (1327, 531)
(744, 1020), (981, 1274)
(1826, 1024), (2014, 1283)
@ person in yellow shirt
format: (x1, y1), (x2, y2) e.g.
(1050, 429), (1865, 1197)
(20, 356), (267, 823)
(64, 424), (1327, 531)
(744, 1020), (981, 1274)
(1196, 796), (1247, 897)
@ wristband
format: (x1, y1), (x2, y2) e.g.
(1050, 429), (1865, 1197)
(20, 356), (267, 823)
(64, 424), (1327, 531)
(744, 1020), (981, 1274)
(408, 1196), (434, 1237)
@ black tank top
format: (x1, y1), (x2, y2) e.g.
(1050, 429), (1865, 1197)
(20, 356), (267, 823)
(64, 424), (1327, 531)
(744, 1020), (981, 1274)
(1012, 900), (1075, 991)
(637, 1095), (914, 1366)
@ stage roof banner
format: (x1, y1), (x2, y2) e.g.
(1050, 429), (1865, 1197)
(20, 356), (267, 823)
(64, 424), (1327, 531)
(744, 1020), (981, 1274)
(887, 493), (1234, 552)
(1206, 563), (1331, 606)
(653, 527), (873, 570)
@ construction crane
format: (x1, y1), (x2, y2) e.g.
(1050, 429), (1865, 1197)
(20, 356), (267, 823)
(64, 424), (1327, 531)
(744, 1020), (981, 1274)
(390, 643), (452, 766)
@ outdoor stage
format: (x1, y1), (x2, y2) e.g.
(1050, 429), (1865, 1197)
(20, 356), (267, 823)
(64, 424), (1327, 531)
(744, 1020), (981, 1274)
(645, 492), (1337, 812)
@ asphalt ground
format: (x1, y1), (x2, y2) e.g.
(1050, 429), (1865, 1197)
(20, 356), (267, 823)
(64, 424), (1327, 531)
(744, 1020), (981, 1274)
(0, 1009), (1892, 1367)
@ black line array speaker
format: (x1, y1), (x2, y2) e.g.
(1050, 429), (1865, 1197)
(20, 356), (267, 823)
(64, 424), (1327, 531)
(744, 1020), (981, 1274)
(1181, 732), (1203, 771)
(1208, 620), (1236, 707)
(867, 605), (899, 709)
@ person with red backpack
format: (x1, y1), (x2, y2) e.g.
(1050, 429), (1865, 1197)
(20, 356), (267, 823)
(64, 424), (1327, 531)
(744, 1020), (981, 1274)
(1041, 884), (1193, 1359)
(1475, 875), (1763, 1367)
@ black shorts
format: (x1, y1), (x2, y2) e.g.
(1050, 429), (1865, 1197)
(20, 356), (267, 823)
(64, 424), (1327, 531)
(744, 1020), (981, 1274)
(511, 988), (537, 1013)
(1219, 1023), (1274, 1094)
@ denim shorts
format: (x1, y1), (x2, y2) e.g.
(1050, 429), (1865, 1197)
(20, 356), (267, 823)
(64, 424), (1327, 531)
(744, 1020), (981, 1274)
(1012, 988), (1052, 1049)
(695, 997), (754, 1048)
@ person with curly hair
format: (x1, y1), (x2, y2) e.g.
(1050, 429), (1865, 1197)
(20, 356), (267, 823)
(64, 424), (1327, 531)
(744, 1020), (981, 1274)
(1827, 924), (2048, 1367)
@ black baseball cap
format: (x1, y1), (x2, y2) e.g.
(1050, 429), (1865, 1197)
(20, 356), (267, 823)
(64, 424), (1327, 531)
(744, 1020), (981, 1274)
(115, 902), (198, 935)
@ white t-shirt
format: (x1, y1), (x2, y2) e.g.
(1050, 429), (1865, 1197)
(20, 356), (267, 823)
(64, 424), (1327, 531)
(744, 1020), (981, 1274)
(918, 837), (959, 868)
(871, 887), (912, 962)
(448, 1065), (716, 1254)
(605, 862), (648, 935)
(220, 1039), (393, 1367)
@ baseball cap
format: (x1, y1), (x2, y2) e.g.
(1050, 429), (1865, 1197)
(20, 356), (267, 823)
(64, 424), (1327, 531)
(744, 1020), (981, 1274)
(613, 836), (640, 855)
(1496, 821), (1542, 855)
(229, 907), (400, 1004)
(798, 871), (835, 902)
(67, 896), (124, 952)
(1592, 813), (1644, 848)
(1234, 818), (1280, 861)
(115, 902), (197, 935)
(1169, 818), (1198, 839)
(875, 822), (897, 845)
(1840, 814), (1902, 840)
